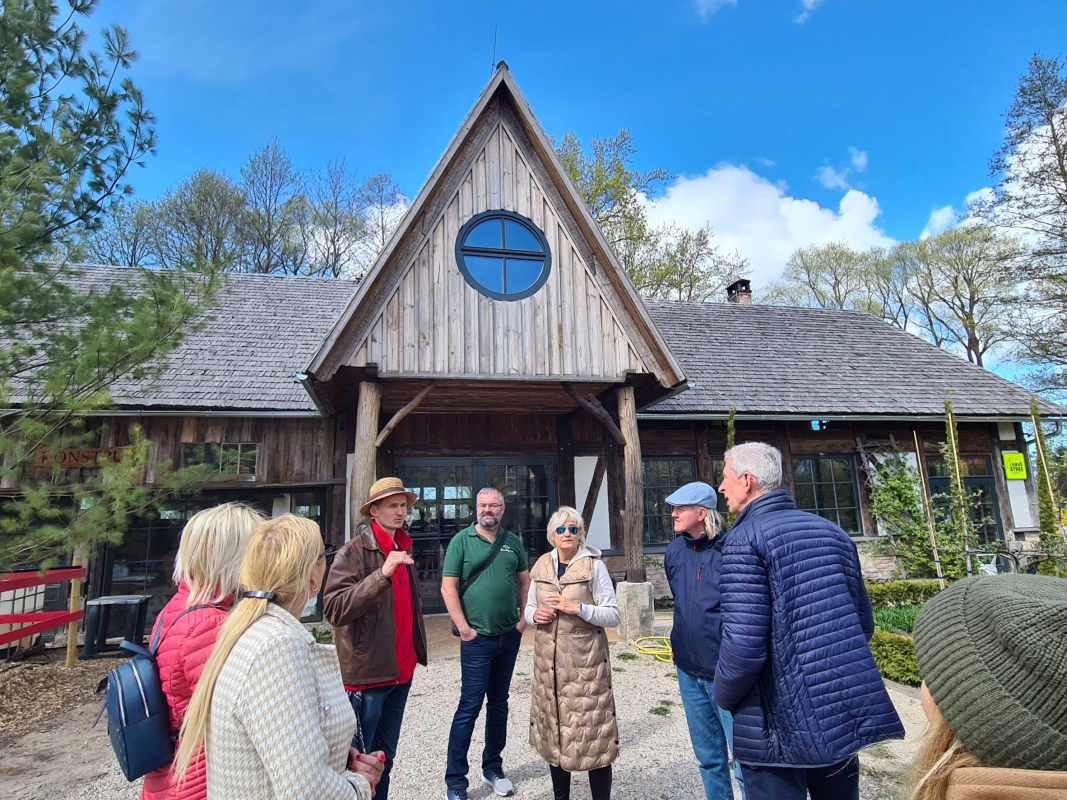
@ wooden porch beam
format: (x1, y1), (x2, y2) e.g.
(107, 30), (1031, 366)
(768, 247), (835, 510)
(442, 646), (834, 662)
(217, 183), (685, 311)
(581, 455), (606, 527)
(618, 386), (647, 582)
(351, 381), (381, 534)
(374, 381), (438, 448)
(561, 382), (625, 445)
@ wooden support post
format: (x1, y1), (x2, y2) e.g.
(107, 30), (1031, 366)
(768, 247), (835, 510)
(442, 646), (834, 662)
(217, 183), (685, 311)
(618, 386), (646, 582)
(581, 456), (606, 526)
(65, 552), (83, 669)
(374, 381), (438, 448)
(561, 383), (625, 445)
(695, 422), (714, 485)
(606, 437), (624, 551)
(351, 381), (381, 534)
(556, 416), (576, 507)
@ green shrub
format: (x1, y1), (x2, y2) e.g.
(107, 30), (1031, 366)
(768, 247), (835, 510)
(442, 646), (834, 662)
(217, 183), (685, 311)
(865, 580), (944, 609)
(870, 628), (921, 686)
(871, 604), (922, 634)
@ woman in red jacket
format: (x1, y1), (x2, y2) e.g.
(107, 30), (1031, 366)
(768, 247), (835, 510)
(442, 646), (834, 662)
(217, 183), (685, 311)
(141, 502), (264, 800)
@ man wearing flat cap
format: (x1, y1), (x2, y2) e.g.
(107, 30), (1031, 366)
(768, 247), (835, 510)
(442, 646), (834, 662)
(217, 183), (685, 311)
(663, 481), (744, 800)
(324, 476), (428, 800)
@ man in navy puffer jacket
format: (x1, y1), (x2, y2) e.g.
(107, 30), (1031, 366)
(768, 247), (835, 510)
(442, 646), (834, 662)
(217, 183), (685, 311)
(713, 443), (904, 800)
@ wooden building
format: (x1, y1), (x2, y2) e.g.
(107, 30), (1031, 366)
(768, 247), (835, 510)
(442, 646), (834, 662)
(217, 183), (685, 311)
(5, 64), (1064, 623)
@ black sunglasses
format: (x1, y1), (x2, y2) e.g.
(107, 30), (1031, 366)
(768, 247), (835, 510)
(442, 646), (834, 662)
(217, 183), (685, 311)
(555, 525), (579, 535)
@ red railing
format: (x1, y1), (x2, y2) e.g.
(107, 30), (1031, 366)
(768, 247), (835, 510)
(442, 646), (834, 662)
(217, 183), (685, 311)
(0, 568), (85, 647)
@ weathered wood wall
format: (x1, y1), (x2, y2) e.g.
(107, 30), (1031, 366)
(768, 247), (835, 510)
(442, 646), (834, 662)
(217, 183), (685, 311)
(346, 105), (647, 381)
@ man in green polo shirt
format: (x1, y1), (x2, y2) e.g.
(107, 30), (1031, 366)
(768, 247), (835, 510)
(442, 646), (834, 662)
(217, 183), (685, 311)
(441, 487), (530, 800)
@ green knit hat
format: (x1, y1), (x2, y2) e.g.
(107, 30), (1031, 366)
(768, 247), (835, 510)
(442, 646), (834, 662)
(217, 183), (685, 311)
(913, 574), (1067, 771)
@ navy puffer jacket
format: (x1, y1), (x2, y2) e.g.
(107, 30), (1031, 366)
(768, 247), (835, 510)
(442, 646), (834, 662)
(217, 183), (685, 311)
(713, 490), (904, 768)
(663, 530), (726, 681)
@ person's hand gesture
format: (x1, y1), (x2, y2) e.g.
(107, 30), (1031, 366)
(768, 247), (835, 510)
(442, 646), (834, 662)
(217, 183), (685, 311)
(543, 594), (581, 616)
(381, 549), (414, 578)
(533, 605), (557, 625)
(348, 748), (386, 795)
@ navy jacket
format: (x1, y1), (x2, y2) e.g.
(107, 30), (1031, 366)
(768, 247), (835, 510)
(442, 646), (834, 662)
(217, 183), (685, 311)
(663, 530), (726, 681)
(713, 490), (904, 768)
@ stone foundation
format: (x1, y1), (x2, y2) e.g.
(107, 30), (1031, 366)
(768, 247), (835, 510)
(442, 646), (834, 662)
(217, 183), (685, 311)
(616, 581), (654, 640)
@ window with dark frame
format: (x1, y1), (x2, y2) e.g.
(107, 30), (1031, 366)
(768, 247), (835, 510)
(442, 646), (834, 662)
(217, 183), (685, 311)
(455, 210), (551, 301)
(791, 456), (861, 534)
(643, 458), (695, 545)
(182, 443), (259, 479)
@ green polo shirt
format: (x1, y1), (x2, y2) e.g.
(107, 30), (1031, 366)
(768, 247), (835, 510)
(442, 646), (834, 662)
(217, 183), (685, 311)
(442, 525), (528, 636)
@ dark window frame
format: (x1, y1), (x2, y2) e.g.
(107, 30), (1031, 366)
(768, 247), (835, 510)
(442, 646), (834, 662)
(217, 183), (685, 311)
(642, 457), (697, 547)
(791, 455), (863, 535)
(182, 442), (259, 481)
(455, 210), (552, 302)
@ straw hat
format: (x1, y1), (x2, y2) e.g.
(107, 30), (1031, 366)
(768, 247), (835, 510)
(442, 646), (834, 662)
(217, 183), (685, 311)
(360, 477), (418, 517)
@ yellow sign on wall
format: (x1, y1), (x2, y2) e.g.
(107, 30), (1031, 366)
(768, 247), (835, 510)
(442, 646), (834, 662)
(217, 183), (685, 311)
(1002, 452), (1028, 480)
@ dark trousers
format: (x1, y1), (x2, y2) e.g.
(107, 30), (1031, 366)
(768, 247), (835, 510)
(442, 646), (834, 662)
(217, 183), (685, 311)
(347, 680), (412, 800)
(549, 764), (612, 800)
(740, 756), (859, 800)
(445, 627), (522, 791)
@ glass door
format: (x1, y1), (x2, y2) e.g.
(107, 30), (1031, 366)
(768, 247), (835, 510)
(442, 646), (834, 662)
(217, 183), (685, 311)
(397, 458), (556, 613)
(927, 456), (1004, 545)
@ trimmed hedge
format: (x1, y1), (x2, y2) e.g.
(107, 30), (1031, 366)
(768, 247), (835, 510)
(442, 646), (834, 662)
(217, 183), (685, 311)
(870, 628), (922, 686)
(871, 604), (922, 634)
(865, 579), (944, 609)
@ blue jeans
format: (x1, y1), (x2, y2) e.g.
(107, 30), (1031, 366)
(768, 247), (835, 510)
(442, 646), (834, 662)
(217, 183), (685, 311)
(445, 627), (522, 791)
(347, 680), (412, 800)
(677, 667), (745, 800)
(740, 756), (858, 800)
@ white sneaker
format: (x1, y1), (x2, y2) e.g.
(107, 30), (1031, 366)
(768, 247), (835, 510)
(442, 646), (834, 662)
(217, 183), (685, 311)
(481, 768), (515, 797)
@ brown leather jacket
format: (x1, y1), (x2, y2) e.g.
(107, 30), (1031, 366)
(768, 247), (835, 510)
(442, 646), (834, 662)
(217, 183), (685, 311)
(323, 525), (427, 687)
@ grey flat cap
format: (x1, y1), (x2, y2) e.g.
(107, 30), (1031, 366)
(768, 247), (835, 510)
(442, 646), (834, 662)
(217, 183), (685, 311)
(664, 481), (719, 509)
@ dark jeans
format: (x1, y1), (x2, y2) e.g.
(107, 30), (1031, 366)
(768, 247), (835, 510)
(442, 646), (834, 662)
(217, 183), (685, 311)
(347, 680), (412, 800)
(445, 627), (522, 791)
(549, 764), (612, 800)
(740, 756), (859, 800)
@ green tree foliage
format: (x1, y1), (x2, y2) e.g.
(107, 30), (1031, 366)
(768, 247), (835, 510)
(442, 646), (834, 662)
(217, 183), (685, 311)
(979, 55), (1067, 393)
(938, 398), (974, 576)
(1031, 397), (1064, 575)
(556, 129), (749, 301)
(764, 228), (1018, 367)
(0, 0), (220, 572)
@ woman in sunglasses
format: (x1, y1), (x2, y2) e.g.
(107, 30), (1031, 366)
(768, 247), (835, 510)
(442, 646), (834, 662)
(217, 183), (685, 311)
(525, 506), (620, 800)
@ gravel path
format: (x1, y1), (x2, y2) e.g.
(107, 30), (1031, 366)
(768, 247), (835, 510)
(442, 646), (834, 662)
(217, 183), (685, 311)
(10, 640), (925, 800)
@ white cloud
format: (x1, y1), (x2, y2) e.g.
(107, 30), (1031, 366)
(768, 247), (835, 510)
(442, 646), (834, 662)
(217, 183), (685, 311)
(695, 0), (738, 19)
(965, 187), (994, 208)
(921, 206), (957, 239)
(796, 0), (825, 23)
(754, 156), (776, 168)
(815, 165), (851, 190)
(849, 147), (869, 172)
(646, 164), (895, 288)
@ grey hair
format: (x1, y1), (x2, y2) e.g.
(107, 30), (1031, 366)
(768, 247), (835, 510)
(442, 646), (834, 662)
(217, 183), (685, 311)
(724, 442), (783, 492)
(477, 486), (506, 505)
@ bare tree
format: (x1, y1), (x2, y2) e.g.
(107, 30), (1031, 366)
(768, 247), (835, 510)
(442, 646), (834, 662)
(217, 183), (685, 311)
(151, 169), (247, 270)
(83, 200), (156, 267)
(303, 159), (366, 278)
(240, 138), (307, 275)
(630, 223), (749, 301)
(354, 172), (408, 276)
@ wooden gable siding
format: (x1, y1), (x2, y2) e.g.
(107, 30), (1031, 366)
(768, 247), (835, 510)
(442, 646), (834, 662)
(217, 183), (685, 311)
(346, 113), (645, 381)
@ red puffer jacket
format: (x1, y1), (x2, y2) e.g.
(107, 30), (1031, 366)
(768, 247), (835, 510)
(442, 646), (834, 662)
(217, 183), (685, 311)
(140, 582), (232, 800)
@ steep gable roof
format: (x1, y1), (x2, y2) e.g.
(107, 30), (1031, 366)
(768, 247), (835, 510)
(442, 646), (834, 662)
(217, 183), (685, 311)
(306, 64), (685, 390)
(644, 300), (1065, 418)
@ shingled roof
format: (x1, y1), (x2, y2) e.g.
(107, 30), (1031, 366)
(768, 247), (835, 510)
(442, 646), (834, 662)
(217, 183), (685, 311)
(643, 299), (1064, 418)
(55, 265), (357, 413)
(16, 267), (1062, 418)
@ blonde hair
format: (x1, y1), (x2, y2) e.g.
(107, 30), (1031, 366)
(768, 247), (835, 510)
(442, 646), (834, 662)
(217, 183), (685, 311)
(547, 506), (587, 549)
(675, 504), (724, 539)
(173, 503), (265, 606)
(173, 515), (325, 780)
(905, 705), (981, 800)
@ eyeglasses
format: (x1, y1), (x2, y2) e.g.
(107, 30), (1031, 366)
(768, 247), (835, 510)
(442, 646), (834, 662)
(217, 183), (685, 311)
(477, 503), (503, 510)
(555, 525), (579, 535)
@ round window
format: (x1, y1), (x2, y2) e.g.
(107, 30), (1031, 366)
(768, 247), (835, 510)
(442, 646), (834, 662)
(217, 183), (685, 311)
(455, 210), (552, 301)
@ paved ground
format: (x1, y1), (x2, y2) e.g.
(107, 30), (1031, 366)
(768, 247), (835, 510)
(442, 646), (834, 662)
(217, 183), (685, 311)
(1, 620), (926, 800)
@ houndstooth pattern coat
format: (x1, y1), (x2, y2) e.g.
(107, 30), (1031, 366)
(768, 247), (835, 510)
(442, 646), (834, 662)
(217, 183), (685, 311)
(204, 603), (371, 800)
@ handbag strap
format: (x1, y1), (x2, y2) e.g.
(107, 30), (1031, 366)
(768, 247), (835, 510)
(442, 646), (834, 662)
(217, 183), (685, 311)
(458, 530), (509, 598)
(148, 602), (224, 657)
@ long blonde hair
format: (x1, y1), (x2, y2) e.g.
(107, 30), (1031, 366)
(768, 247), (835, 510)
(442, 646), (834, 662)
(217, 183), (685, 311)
(905, 706), (981, 800)
(173, 503), (265, 606)
(173, 514), (325, 780)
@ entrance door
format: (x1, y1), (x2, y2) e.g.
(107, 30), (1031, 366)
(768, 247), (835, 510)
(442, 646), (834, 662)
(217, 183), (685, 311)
(397, 458), (556, 613)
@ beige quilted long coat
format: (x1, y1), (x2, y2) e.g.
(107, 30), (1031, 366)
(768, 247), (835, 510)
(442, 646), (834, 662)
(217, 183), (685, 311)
(528, 550), (619, 772)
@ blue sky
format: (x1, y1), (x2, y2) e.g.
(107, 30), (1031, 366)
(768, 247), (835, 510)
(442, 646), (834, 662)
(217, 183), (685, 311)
(98, 0), (1066, 286)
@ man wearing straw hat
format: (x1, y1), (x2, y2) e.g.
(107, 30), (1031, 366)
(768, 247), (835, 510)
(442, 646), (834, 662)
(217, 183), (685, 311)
(324, 476), (428, 800)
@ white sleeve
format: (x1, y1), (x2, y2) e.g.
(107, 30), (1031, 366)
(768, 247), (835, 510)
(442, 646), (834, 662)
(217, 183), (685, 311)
(524, 577), (539, 626)
(578, 561), (620, 629)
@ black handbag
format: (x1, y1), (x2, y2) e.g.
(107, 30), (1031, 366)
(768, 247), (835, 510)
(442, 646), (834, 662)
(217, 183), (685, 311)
(450, 529), (508, 637)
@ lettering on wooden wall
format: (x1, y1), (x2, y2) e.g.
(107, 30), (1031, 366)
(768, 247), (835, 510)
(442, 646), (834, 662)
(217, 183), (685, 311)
(33, 447), (129, 469)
